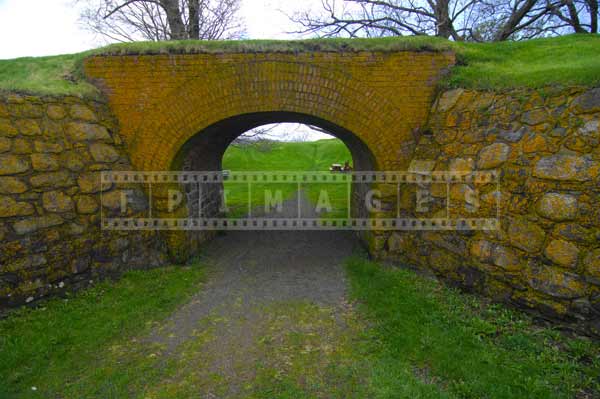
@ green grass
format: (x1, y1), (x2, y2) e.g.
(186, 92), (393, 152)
(94, 35), (451, 55)
(1, 254), (597, 398)
(222, 139), (352, 218)
(223, 139), (352, 171)
(1, 34), (599, 96)
(345, 256), (600, 399)
(448, 34), (600, 89)
(236, 300), (451, 399)
(0, 52), (98, 97)
(0, 263), (206, 398)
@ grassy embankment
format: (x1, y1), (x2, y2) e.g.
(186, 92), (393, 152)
(1, 35), (599, 96)
(0, 264), (207, 398)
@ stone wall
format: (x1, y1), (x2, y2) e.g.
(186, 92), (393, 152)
(3, 56), (600, 337)
(0, 94), (166, 309)
(376, 86), (600, 335)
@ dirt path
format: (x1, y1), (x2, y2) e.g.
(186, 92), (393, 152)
(141, 193), (363, 397)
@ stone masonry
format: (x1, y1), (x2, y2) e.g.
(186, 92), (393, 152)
(1, 49), (599, 336)
(376, 86), (600, 335)
(0, 94), (166, 308)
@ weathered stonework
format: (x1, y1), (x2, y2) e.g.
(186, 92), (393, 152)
(0, 94), (166, 309)
(376, 86), (600, 336)
(1, 51), (599, 338)
(83, 50), (456, 261)
(537, 193), (578, 221)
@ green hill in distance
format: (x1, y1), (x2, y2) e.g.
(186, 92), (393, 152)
(222, 138), (352, 172)
(222, 138), (352, 218)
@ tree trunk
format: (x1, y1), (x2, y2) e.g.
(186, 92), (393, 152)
(587, 0), (598, 33)
(160, 0), (187, 39)
(188, 0), (200, 39)
(493, 0), (538, 41)
(433, 0), (454, 39)
(566, 0), (587, 32)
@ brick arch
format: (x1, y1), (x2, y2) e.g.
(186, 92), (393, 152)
(84, 51), (455, 260)
(171, 111), (378, 252)
(84, 51), (455, 174)
(129, 60), (404, 173)
(170, 111), (377, 173)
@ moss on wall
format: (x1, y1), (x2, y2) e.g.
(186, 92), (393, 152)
(0, 94), (167, 308)
(375, 86), (600, 336)
(2, 49), (600, 337)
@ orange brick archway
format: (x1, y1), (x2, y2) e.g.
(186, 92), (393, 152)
(84, 51), (455, 173)
(135, 66), (392, 172)
(170, 111), (378, 173)
(85, 50), (455, 260)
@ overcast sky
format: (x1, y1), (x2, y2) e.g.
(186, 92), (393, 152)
(0, 0), (331, 141)
(0, 0), (320, 59)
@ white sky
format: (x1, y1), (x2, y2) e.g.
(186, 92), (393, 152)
(0, 0), (321, 59)
(0, 0), (94, 59)
(0, 0), (330, 141)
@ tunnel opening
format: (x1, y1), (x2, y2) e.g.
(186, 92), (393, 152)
(219, 122), (352, 219)
(168, 112), (378, 255)
(173, 112), (376, 172)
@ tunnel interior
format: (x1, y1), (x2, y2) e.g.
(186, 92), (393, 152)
(171, 112), (377, 225)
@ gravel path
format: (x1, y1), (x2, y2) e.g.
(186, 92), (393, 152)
(143, 193), (360, 396)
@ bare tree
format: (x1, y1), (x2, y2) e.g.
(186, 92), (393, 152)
(470, 0), (563, 41)
(291, 0), (472, 39)
(78, 0), (245, 42)
(291, 0), (591, 41)
(551, 0), (598, 33)
(232, 125), (285, 148)
(232, 124), (326, 151)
